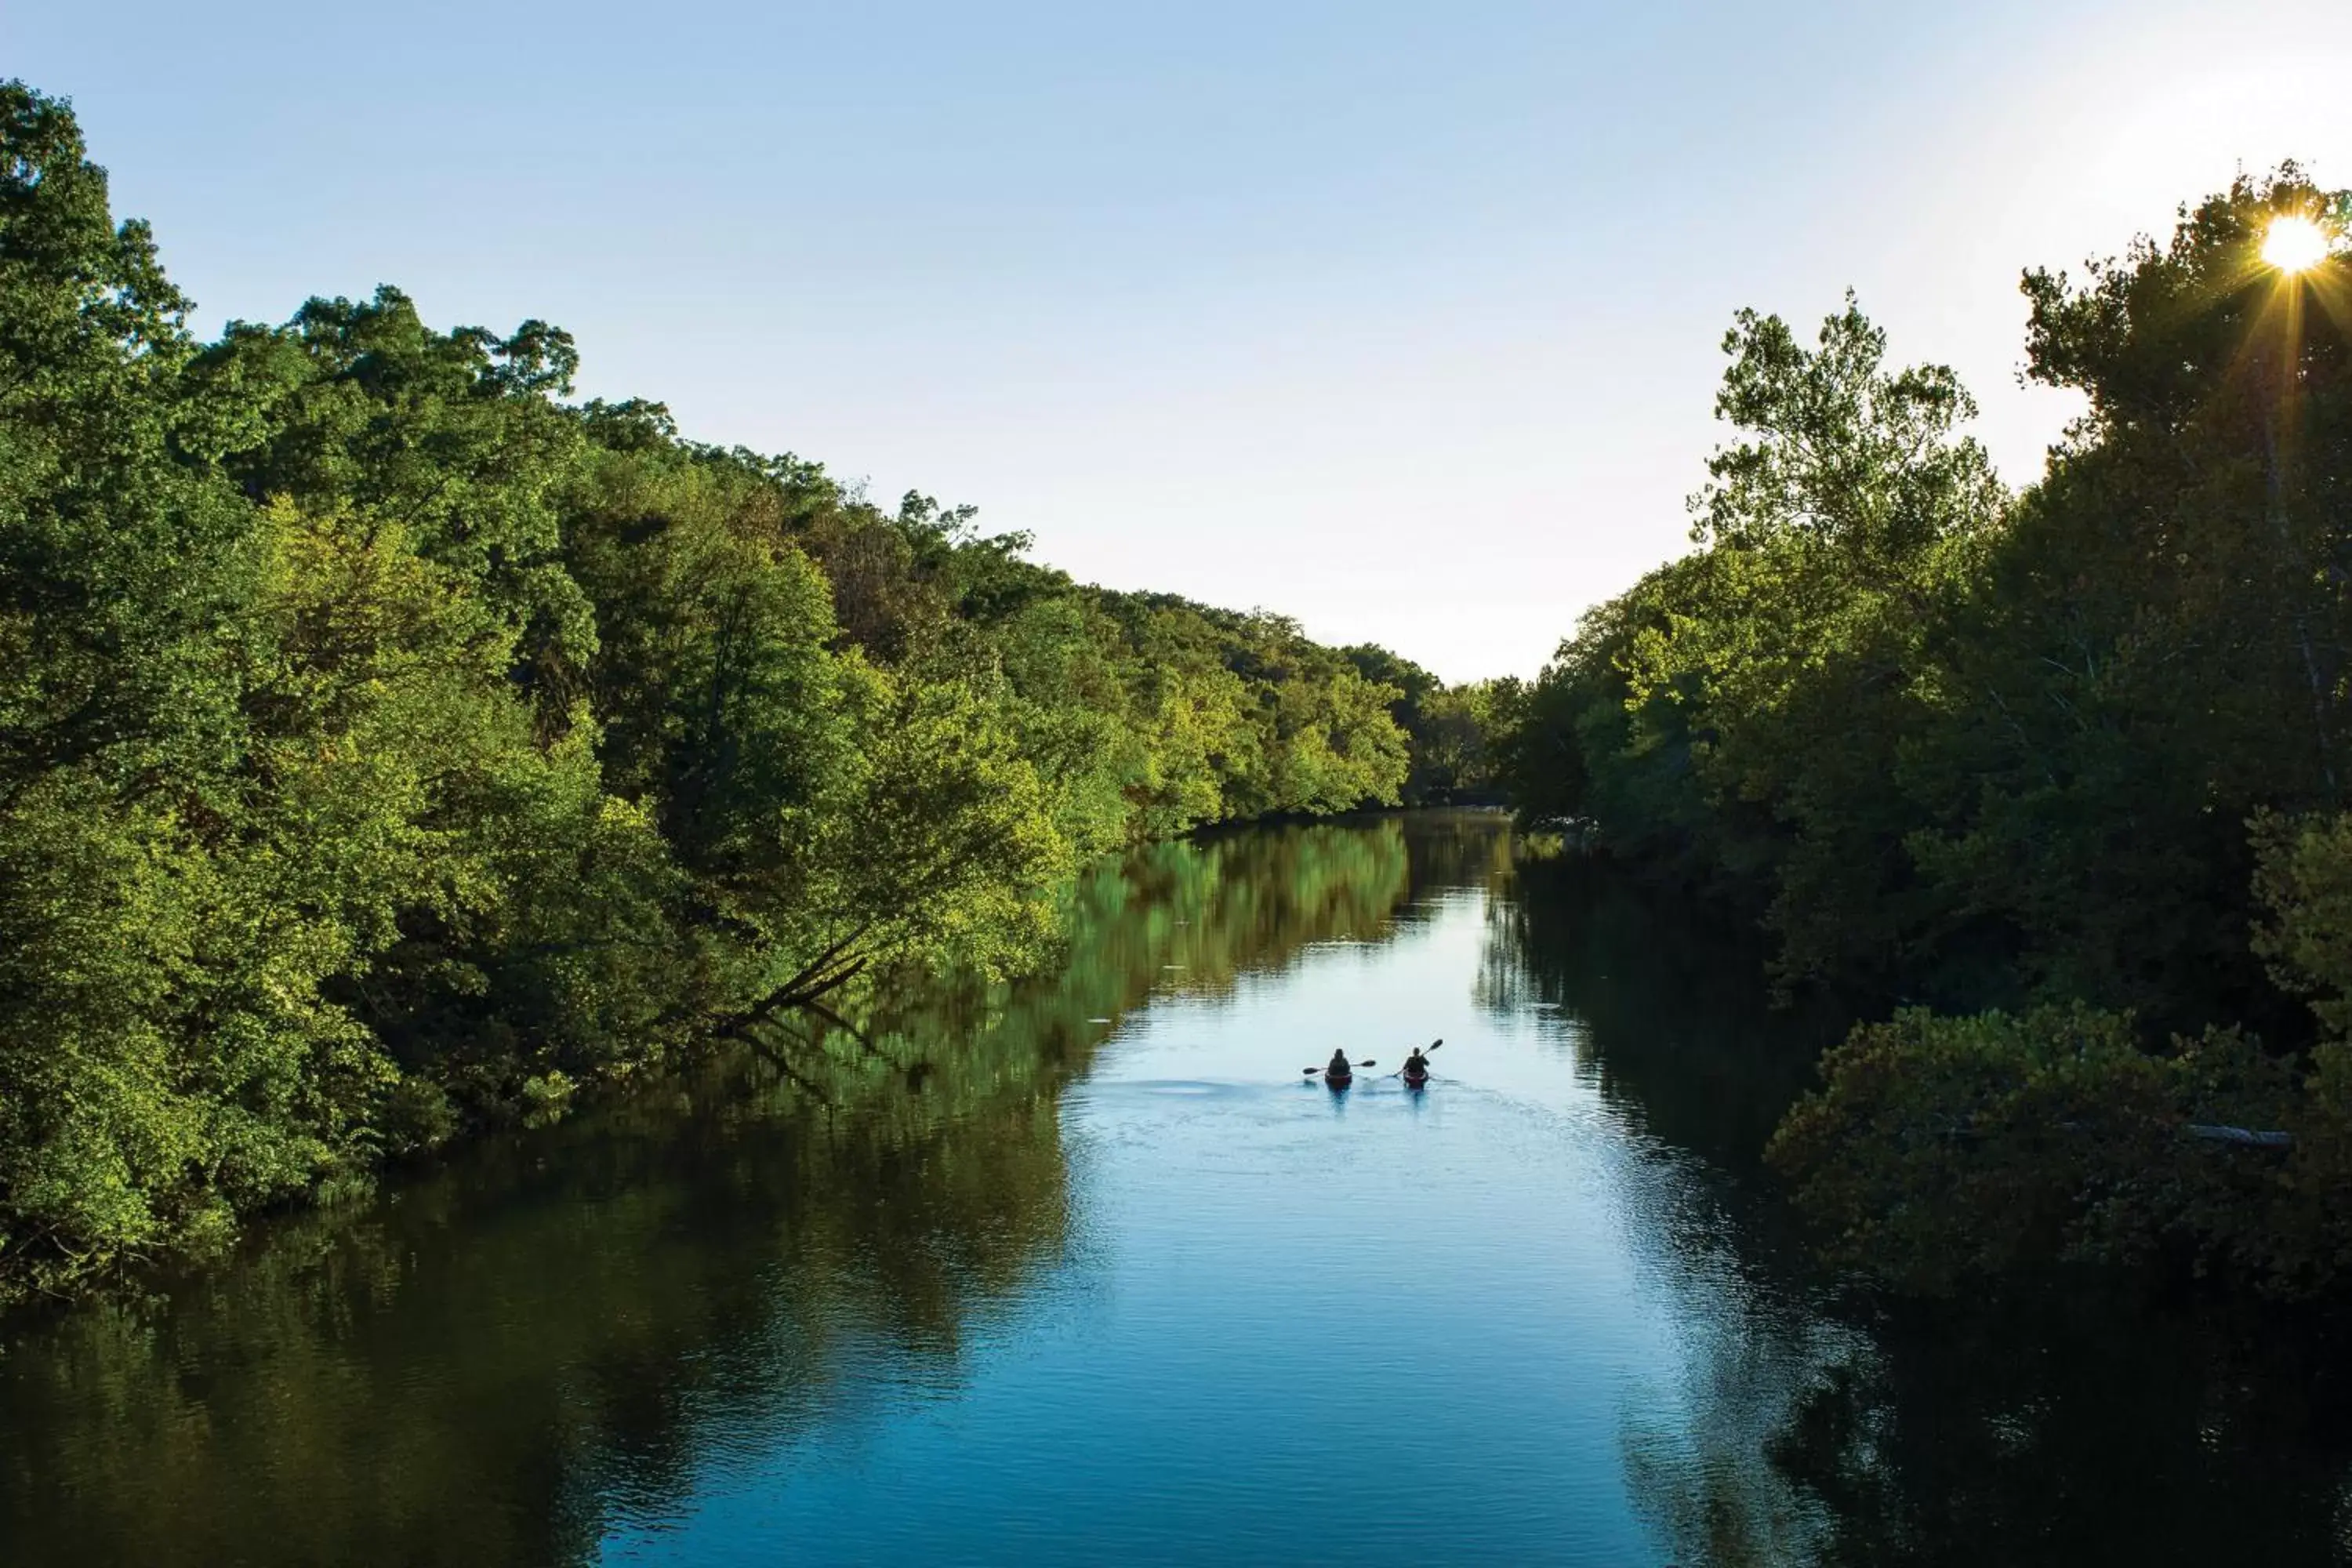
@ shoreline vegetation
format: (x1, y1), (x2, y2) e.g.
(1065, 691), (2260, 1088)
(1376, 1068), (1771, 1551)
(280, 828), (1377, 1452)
(1491, 169), (2352, 1301)
(0, 84), (1502, 1308)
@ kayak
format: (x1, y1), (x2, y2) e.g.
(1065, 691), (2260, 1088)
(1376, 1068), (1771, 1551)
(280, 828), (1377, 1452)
(1402, 1068), (1429, 1087)
(1325, 1070), (1354, 1088)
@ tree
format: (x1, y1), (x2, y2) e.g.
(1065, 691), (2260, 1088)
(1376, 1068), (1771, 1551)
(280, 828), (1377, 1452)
(0, 82), (1420, 1305)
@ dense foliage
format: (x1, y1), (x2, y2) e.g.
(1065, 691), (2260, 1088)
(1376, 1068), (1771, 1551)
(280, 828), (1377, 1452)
(0, 85), (1421, 1305)
(1496, 169), (2352, 1294)
(1340, 644), (1517, 804)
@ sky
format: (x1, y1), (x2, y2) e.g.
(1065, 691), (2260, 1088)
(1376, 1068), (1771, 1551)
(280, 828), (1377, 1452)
(11, 2), (2352, 681)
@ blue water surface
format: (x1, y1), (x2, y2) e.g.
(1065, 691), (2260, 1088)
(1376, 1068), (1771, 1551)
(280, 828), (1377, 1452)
(597, 877), (1843, 1566)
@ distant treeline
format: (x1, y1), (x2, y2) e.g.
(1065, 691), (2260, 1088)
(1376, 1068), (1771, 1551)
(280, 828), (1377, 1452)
(1491, 171), (2352, 1297)
(0, 85), (1501, 1305)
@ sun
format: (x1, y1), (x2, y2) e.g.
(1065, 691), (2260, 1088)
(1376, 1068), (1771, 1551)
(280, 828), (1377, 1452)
(2263, 214), (2332, 274)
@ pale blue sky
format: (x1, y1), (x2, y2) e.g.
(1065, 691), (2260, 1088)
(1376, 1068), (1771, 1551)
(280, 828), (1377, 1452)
(12, 2), (2350, 678)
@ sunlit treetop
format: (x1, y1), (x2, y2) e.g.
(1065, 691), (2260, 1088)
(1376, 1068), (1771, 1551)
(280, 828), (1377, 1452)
(2262, 212), (2333, 274)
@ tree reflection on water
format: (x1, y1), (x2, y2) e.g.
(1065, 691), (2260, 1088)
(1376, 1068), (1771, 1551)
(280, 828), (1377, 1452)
(0, 821), (1410, 1567)
(1491, 848), (2352, 1567)
(10, 816), (2352, 1566)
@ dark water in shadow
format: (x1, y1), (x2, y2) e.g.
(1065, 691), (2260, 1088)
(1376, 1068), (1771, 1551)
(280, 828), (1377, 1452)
(4, 813), (2350, 1565)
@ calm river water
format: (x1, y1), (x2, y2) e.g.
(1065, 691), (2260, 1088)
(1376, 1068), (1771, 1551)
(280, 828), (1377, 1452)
(5, 813), (2351, 1565)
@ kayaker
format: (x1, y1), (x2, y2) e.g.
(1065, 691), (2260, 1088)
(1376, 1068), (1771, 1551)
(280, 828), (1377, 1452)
(1403, 1045), (1430, 1080)
(1326, 1048), (1352, 1079)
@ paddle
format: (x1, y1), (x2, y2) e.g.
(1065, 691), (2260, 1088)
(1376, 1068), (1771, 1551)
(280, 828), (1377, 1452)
(1301, 1060), (1376, 1075)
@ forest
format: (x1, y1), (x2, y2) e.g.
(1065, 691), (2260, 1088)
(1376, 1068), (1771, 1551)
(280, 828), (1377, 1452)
(18, 60), (2352, 1319)
(1491, 169), (2352, 1298)
(0, 84), (1496, 1305)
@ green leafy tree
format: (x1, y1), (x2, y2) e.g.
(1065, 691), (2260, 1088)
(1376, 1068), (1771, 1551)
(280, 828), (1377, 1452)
(0, 83), (268, 1298)
(0, 81), (1421, 1305)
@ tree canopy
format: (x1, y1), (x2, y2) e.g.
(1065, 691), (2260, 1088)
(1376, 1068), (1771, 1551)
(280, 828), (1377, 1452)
(0, 84), (1426, 1305)
(1492, 169), (2352, 1297)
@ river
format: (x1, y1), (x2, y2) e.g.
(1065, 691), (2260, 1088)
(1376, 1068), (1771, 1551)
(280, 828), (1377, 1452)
(4, 812), (2349, 1565)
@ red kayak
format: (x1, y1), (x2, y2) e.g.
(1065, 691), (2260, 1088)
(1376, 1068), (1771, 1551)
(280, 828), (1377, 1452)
(1402, 1067), (1429, 1087)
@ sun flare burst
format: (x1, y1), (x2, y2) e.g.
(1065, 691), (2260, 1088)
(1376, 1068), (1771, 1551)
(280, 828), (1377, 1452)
(2263, 215), (2332, 274)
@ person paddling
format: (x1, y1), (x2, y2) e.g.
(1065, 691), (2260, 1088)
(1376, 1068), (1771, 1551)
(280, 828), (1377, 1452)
(1402, 1044), (1431, 1081)
(1326, 1048), (1353, 1080)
